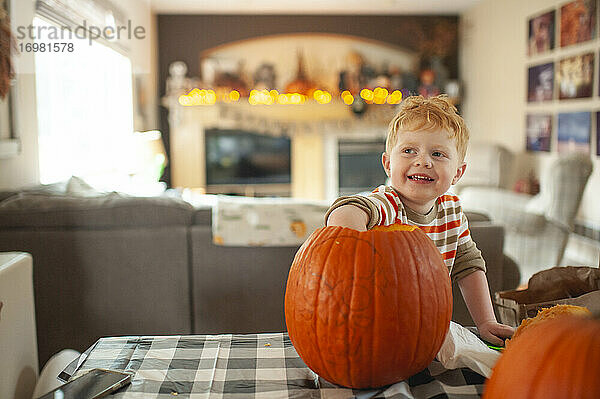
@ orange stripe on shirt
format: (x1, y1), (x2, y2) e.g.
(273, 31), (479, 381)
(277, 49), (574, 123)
(419, 219), (461, 233)
(459, 229), (470, 239)
(438, 194), (460, 203)
(442, 250), (457, 260)
(384, 192), (399, 214)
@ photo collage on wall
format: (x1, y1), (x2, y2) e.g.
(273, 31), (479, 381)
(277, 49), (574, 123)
(526, 0), (599, 157)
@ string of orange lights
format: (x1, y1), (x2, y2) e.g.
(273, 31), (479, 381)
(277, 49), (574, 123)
(178, 87), (403, 107)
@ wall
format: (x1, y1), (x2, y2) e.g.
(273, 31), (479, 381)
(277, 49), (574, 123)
(119, 0), (159, 132)
(461, 0), (600, 227)
(157, 15), (459, 185)
(0, 0), (158, 190)
(0, 0), (39, 189)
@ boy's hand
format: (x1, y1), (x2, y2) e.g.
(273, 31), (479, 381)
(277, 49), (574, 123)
(477, 320), (514, 347)
(326, 205), (369, 231)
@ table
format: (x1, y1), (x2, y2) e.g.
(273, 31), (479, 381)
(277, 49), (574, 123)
(60, 333), (486, 398)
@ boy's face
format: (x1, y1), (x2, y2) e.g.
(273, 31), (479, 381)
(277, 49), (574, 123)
(382, 128), (466, 214)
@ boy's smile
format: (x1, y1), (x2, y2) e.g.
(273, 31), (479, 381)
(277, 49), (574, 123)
(382, 129), (466, 214)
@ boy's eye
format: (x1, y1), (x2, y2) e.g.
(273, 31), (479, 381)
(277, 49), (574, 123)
(432, 151), (444, 157)
(403, 148), (416, 154)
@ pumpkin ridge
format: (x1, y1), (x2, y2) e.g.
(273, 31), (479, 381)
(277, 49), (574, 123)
(290, 227), (334, 382)
(395, 231), (420, 373)
(573, 320), (600, 399)
(572, 325), (597, 398)
(370, 232), (383, 387)
(355, 232), (372, 387)
(424, 232), (449, 361)
(314, 228), (344, 383)
(410, 233), (424, 372)
(386, 230), (404, 380)
(530, 324), (573, 399)
(416, 233), (435, 363)
(585, 326), (600, 398)
(346, 233), (359, 387)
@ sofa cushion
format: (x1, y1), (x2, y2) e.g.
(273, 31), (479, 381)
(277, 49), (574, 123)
(0, 193), (194, 229)
(193, 206), (212, 226)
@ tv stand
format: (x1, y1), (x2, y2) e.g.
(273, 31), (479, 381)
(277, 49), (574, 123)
(206, 184), (291, 197)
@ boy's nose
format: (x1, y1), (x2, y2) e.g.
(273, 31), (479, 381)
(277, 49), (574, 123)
(414, 156), (433, 168)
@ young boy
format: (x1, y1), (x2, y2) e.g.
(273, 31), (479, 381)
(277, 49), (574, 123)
(325, 95), (514, 346)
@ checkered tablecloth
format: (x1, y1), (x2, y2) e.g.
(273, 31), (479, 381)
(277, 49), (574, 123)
(61, 333), (486, 398)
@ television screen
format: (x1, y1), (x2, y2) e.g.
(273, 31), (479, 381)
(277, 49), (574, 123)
(205, 129), (291, 185)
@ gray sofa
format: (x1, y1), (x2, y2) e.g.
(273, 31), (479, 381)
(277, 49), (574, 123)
(0, 189), (518, 368)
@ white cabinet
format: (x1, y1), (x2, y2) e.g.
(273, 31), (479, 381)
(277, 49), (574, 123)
(0, 252), (38, 399)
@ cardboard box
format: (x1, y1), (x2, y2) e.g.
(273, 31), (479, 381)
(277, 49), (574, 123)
(494, 266), (600, 327)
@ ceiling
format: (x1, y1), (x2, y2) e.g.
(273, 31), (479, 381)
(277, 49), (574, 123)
(150, 0), (483, 15)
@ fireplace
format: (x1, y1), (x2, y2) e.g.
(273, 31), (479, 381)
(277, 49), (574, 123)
(337, 138), (387, 196)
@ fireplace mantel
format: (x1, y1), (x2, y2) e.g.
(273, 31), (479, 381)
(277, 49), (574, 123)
(164, 100), (393, 199)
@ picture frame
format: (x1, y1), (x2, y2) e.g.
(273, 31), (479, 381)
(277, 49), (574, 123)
(528, 10), (555, 56)
(557, 53), (594, 100)
(596, 112), (600, 156)
(527, 63), (554, 102)
(0, 0), (17, 153)
(560, 0), (597, 47)
(557, 112), (590, 154)
(526, 114), (552, 152)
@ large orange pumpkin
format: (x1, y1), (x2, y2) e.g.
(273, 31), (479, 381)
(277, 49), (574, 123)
(483, 315), (600, 399)
(284, 224), (452, 388)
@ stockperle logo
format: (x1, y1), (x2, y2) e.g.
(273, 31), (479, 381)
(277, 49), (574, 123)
(16, 19), (146, 46)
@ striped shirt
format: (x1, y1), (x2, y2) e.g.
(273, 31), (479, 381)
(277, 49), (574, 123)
(325, 185), (485, 281)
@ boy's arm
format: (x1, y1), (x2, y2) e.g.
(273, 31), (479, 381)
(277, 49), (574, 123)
(326, 205), (369, 231)
(324, 186), (402, 230)
(458, 270), (514, 346)
(324, 194), (382, 230)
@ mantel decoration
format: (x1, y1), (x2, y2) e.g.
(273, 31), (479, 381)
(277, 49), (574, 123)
(0, 0), (15, 99)
(162, 33), (461, 137)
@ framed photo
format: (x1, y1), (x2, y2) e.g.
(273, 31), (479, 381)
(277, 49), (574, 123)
(526, 114), (552, 152)
(528, 10), (555, 56)
(597, 112), (600, 156)
(557, 112), (590, 154)
(560, 0), (597, 47)
(527, 63), (554, 102)
(557, 53), (594, 100)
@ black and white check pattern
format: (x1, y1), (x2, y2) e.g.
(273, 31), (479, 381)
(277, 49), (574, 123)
(63, 333), (486, 398)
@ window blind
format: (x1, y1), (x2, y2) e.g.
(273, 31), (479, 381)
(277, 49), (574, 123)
(35, 0), (127, 52)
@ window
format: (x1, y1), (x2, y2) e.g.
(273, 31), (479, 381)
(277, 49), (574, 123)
(34, 17), (134, 184)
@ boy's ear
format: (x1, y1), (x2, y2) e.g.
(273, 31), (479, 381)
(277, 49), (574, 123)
(382, 152), (391, 177)
(452, 162), (467, 185)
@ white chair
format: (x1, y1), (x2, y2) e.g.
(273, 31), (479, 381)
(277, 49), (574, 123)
(460, 153), (593, 284)
(454, 142), (514, 193)
(32, 349), (81, 398)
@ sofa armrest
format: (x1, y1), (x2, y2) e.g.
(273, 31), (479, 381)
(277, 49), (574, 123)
(452, 222), (507, 326)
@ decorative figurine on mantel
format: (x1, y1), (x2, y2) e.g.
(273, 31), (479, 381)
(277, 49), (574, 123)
(418, 69), (440, 98)
(284, 49), (317, 96)
(253, 63), (277, 91)
(166, 61), (192, 96)
(338, 51), (364, 94)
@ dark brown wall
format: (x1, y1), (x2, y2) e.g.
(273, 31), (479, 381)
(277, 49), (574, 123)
(156, 14), (459, 185)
